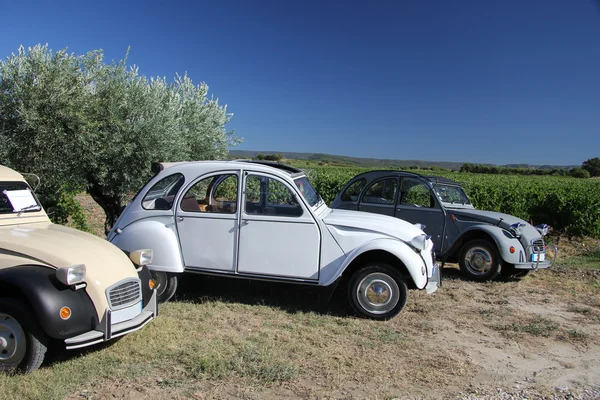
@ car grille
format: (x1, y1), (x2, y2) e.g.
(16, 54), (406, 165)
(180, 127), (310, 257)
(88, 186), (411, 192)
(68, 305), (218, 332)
(107, 279), (141, 310)
(531, 238), (545, 253)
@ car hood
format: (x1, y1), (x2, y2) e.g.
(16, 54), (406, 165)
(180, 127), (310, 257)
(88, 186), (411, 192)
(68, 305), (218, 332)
(0, 222), (139, 318)
(322, 208), (425, 243)
(447, 208), (526, 228)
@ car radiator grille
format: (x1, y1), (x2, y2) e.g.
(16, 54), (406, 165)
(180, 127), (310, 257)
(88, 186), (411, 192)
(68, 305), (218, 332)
(531, 238), (545, 253)
(107, 279), (141, 310)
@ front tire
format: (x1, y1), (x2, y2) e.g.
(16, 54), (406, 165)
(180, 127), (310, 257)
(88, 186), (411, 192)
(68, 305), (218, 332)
(0, 298), (48, 374)
(150, 271), (178, 303)
(459, 239), (502, 281)
(348, 264), (408, 320)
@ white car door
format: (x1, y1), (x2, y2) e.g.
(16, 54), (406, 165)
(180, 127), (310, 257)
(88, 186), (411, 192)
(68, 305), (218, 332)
(176, 171), (240, 272)
(237, 172), (321, 280)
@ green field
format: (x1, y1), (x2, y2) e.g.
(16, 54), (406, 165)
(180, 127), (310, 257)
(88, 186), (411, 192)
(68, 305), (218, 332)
(288, 161), (600, 238)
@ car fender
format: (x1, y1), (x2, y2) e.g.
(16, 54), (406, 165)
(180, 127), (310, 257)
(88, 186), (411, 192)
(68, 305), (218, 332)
(109, 216), (184, 273)
(0, 265), (99, 340)
(460, 225), (524, 264)
(320, 238), (428, 289)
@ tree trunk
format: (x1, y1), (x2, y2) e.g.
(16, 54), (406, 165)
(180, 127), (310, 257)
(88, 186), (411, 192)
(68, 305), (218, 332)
(86, 176), (123, 236)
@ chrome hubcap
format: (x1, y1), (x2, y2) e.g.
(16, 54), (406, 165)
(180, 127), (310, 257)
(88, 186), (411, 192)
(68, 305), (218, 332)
(356, 273), (399, 315)
(465, 247), (492, 274)
(0, 313), (26, 366)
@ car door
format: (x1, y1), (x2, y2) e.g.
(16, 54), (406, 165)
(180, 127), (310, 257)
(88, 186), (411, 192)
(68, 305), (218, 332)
(395, 177), (446, 252)
(358, 177), (399, 217)
(237, 171), (321, 280)
(175, 171), (240, 272)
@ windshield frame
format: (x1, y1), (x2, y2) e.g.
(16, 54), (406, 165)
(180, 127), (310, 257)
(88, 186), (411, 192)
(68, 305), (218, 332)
(293, 175), (323, 208)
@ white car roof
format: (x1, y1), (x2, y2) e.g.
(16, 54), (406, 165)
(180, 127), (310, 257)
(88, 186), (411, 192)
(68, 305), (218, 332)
(153, 160), (305, 180)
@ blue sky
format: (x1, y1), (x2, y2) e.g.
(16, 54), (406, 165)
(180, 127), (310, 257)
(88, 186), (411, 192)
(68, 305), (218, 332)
(1, 0), (599, 165)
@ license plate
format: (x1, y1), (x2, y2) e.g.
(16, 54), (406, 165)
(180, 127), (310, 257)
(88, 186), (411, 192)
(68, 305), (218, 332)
(531, 253), (545, 262)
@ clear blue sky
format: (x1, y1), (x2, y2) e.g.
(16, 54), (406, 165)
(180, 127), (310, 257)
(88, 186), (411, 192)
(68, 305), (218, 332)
(2, 0), (599, 165)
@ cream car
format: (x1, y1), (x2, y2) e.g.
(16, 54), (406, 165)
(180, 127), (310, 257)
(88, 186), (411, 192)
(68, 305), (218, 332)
(0, 165), (157, 373)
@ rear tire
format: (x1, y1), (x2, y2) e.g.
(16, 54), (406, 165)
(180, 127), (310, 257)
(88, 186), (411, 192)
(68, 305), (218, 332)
(0, 298), (48, 374)
(459, 239), (502, 281)
(348, 263), (408, 320)
(150, 271), (178, 303)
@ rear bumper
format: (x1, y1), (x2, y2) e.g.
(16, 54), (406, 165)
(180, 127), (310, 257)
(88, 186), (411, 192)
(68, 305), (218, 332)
(64, 289), (157, 350)
(425, 263), (441, 294)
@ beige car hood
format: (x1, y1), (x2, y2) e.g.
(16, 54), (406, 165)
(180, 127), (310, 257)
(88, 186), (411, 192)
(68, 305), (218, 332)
(0, 222), (139, 317)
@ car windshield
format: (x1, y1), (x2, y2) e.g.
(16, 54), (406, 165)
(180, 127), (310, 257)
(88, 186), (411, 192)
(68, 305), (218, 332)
(433, 184), (471, 205)
(294, 176), (322, 207)
(0, 182), (42, 214)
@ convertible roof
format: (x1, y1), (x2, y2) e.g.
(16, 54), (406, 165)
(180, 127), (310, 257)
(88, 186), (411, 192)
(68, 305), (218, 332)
(352, 170), (462, 185)
(151, 160), (304, 176)
(236, 160), (303, 174)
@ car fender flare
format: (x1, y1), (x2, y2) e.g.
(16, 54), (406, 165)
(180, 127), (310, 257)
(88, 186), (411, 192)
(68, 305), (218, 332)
(109, 216), (185, 274)
(322, 238), (428, 289)
(457, 225), (523, 264)
(0, 265), (99, 340)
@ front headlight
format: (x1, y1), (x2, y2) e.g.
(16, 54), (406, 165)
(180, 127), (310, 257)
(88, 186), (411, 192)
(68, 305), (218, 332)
(129, 249), (153, 266)
(413, 223), (426, 231)
(410, 234), (430, 252)
(509, 222), (526, 237)
(56, 264), (86, 285)
(535, 224), (550, 236)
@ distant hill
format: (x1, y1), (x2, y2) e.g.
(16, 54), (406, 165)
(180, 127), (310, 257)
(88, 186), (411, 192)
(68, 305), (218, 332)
(228, 150), (575, 171)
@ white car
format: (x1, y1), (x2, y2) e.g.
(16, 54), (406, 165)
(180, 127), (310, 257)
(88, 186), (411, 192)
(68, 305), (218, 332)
(108, 161), (441, 320)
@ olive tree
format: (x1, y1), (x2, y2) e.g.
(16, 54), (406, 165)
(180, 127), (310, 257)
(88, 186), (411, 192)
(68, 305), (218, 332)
(582, 157), (600, 177)
(0, 44), (240, 233)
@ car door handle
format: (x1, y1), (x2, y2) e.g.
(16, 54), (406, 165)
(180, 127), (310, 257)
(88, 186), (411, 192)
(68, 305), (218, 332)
(177, 216), (184, 222)
(242, 220), (249, 225)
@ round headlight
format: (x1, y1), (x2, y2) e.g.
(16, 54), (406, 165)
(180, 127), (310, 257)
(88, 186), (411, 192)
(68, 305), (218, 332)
(509, 223), (526, 237)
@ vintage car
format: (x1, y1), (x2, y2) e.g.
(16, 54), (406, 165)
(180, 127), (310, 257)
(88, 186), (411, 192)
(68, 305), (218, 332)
(0, 165), (157, 373)
(331, 170), (556, 281)
(108, 161), (441, 320)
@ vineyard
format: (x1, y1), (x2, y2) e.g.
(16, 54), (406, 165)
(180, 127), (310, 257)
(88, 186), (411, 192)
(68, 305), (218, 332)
(290, 163), (600, 238)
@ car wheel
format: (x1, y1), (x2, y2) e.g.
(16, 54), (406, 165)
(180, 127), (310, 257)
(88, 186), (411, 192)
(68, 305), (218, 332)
(0, 298), (48, 374)
(348, 264), (408, 320)
(500, 263), (530, 280)
(150, 271), (178, 303)
(459, 239), (502, 281)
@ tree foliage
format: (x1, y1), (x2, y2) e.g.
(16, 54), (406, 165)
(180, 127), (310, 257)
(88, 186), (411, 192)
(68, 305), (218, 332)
(582, 157), (600, 177)
(0, 44), (240, 233)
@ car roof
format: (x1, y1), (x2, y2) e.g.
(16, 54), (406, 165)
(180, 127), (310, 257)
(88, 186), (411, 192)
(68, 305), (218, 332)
(0, 165), (26, 182)
(151, 160), (305, 179)
(353, 170), (462, 186)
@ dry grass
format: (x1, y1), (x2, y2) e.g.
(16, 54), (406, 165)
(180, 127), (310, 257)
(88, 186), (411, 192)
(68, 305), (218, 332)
(1, 199), (599, 399)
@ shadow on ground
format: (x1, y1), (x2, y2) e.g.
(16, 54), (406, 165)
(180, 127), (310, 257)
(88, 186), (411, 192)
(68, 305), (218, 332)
(174, 272), (352, 317)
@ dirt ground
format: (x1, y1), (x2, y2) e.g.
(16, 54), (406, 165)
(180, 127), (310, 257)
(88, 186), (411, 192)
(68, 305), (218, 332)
(56, 197), (599, 399)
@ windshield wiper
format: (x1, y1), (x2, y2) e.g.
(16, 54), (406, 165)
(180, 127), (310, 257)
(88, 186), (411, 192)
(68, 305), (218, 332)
(17, 204), (41, 217)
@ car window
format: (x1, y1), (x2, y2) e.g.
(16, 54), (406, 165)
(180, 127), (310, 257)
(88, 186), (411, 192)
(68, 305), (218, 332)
(400, 178), (435, 208)
(341, 178), (367, 202)
(294, 176), (322, 207)
(181, 174), (238, 214)
(434, 184), (471, 205)
(142, 174), (184, 210)
(361, 178), (398, 205)
(244, 174), (302, 217)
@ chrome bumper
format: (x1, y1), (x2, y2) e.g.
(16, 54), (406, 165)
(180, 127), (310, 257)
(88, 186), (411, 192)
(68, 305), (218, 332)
(514, 244), (558, 270)
(64, 289), (157, 350)
(425, 263), (441, 294)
